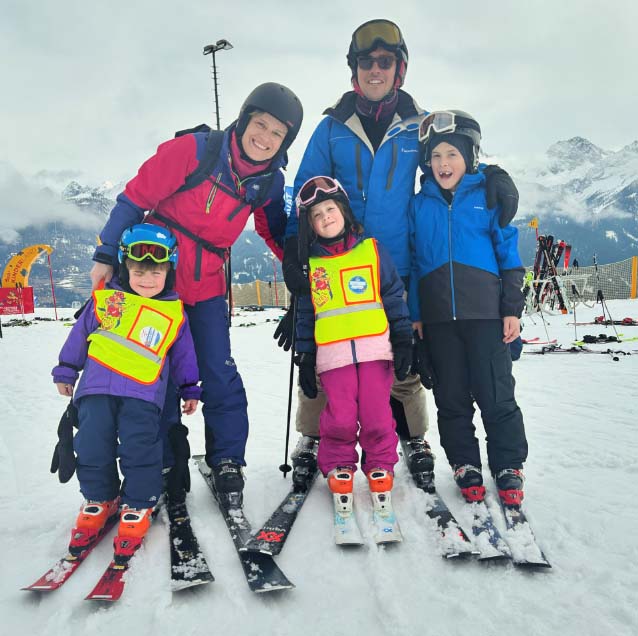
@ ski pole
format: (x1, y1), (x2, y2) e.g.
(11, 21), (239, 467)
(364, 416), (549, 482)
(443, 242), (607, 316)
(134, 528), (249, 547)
(278, 296), (297, 478)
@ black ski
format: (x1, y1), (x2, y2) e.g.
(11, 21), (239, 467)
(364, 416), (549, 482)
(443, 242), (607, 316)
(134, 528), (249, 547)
(242, 469), (318, 556)
(497, 501), (551, 568)
(194, 456), (294, 592)
(399, 440), (478, 559)
(166, 496), (215, 590)
(466, 501), (512, 562)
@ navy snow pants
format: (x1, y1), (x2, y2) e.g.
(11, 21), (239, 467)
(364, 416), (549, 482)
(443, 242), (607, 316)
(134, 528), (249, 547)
(160, 295), (249, 468)
(74, 395), (163, 508)
(426, 319), (528, 473)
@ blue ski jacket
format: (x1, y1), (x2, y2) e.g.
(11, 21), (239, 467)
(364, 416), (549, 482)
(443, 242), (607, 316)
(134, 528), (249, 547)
(286, 90), (424, 277)
(408, 169), (525, 324)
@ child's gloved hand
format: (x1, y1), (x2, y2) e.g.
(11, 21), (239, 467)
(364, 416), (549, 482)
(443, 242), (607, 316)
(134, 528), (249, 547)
(483, 165), (519, 227)
(273, 299), (295, 351)
(297, 352), (317, 399)
(391, 335), (413, 382)
(412, 334), (434, 390)
(282, 237), (310, 296)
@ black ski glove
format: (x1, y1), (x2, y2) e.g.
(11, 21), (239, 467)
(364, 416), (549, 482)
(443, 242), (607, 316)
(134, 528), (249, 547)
(298, 352), (318, 399)
(273, 298), (295, 351)
(166, 423), (191, 501)
(412, 334), (434, 390)
(391, 334), (413, 382)
(282, 236), (310, 296)
(50, 400), (78, 483)
(483, 165), (519, 228)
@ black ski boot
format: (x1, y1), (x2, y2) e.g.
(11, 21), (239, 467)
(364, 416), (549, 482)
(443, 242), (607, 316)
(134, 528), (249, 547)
(401, 436), (435, 492)
(404, 437), (435, 474)
(291, 435), (319, 488)
(453, 464), (486, 502)
(211, 459), (244, 507)
(494, 468), (524, 507)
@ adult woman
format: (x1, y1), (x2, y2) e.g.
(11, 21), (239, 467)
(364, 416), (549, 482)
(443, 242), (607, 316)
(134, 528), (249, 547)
(90, 82), (303, 499)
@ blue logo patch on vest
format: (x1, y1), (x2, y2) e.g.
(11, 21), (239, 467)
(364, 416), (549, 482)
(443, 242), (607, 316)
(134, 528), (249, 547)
(140, 326), (162, 348)
(348, 276), (368, 294)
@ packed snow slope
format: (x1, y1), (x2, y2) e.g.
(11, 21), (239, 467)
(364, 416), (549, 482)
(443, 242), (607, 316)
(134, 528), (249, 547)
(1, 300), (637, 636)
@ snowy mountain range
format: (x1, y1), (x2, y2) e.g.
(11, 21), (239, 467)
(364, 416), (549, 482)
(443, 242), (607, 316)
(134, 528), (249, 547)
(505, 136), (638, 266)
(1, 136), (637, 306)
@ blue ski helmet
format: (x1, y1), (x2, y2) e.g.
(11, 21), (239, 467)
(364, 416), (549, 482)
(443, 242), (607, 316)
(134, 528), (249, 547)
(118, 223), (179, 268)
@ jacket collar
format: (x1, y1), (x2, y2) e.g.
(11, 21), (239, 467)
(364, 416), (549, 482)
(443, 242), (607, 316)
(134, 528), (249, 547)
(323, 89), (421, 124)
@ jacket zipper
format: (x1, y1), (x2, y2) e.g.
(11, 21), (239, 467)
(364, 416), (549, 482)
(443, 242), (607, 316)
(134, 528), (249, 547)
(205, 171), (223, 214)
(448, 201), (457, 320)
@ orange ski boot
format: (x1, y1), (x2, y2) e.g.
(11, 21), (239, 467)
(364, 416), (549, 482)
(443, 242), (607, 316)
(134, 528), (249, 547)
(113, 506), (153, 563)
(69, 498), (120, 556)
(367, 468), (394, 493)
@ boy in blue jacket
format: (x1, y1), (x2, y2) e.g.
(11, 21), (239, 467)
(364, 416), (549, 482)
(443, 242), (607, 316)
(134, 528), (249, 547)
(408, 110), (528, 507)
(52, 224), (201, 558)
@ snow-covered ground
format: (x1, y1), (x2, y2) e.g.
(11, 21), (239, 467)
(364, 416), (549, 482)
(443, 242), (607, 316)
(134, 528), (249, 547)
(1, 300), (637, 636)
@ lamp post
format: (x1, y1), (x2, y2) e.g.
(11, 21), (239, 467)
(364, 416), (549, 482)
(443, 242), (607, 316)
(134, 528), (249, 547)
(203, 39), (234, 130)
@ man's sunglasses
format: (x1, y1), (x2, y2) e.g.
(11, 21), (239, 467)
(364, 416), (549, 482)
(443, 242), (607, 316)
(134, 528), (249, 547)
(357, 55), (396, 71)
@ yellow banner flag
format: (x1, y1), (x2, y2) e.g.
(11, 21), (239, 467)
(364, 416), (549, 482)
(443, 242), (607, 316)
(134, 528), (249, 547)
(528, 217), (539, 229)
(1, 244), (53, 288)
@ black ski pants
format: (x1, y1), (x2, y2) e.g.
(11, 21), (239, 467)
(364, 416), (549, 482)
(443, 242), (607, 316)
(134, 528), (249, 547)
(426, 319), (528, 473)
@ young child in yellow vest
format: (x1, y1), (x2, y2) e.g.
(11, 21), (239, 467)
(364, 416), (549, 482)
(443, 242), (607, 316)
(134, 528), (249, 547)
(294, 176), (413, 509)
(52, 224), (201, 559)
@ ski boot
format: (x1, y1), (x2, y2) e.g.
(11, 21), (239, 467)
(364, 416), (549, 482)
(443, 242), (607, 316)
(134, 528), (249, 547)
(403, 436), (435, 491)
(367, 468), (402, 542)
(494, 468), (524, 507)
(211, 459), (244, 508)
(68, 497), (120, 556)
(291, 435), (319, 489)
(328, 467), (355, 514)
(113, 506), (153, 564)
(367, 468), (394, 512)
(453, 464), (486, 503)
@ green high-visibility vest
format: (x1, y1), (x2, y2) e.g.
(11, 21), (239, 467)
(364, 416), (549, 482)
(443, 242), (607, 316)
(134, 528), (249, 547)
(309, 238), (388, 345)
(88, 289), (184, 384)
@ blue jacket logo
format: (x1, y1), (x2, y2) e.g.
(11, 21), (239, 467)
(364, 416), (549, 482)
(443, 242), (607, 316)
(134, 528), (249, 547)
(348, 276), (367, 294)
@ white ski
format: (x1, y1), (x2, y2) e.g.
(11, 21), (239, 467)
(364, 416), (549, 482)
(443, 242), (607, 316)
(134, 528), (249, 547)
(333, 493), (364, 546)
(370, 491), (402, 545)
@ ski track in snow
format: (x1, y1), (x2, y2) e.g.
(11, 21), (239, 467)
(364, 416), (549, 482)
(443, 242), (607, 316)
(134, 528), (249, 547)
(2, 301), (638, 636)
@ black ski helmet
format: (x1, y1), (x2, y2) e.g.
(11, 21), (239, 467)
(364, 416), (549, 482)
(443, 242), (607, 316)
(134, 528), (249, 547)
(235, 82), (303, 154)
(347, 19), (409, 89)
(420, 109), (482, 172)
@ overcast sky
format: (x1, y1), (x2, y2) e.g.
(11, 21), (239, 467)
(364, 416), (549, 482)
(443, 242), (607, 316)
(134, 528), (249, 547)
(1, 0), (637, 190)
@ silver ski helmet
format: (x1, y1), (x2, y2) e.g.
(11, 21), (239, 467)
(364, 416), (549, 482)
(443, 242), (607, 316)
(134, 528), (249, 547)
(419, 110), (482, 172)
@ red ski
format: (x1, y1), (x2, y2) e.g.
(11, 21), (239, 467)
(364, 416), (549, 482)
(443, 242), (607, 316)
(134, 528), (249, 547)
(85, 560), (129, 601)
(22, 513), (119, 592)
(85, 506), (160, 602)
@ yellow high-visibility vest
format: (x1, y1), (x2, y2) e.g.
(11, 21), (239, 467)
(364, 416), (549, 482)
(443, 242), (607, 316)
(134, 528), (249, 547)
(309, 238), (388, 345)
(87, 289), (185, 384)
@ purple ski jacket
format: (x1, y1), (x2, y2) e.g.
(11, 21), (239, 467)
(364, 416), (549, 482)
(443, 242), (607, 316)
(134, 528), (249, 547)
(52, 280), (201, 409)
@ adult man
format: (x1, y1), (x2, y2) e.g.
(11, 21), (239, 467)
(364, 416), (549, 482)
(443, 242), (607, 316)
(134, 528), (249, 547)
(279, 20), (519, 483)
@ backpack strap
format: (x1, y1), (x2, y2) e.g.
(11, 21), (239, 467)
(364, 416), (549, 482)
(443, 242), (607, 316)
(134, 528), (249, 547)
(176, 128), (226, 194)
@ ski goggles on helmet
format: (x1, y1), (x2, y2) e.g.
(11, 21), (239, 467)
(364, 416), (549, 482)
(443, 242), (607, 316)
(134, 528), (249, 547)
(122, 242), (174, 264)
(296, 176), (346, 210)
(357, 54), (396, 71)
(418, 111), (458, 144)
(352, 19), (403, 55)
